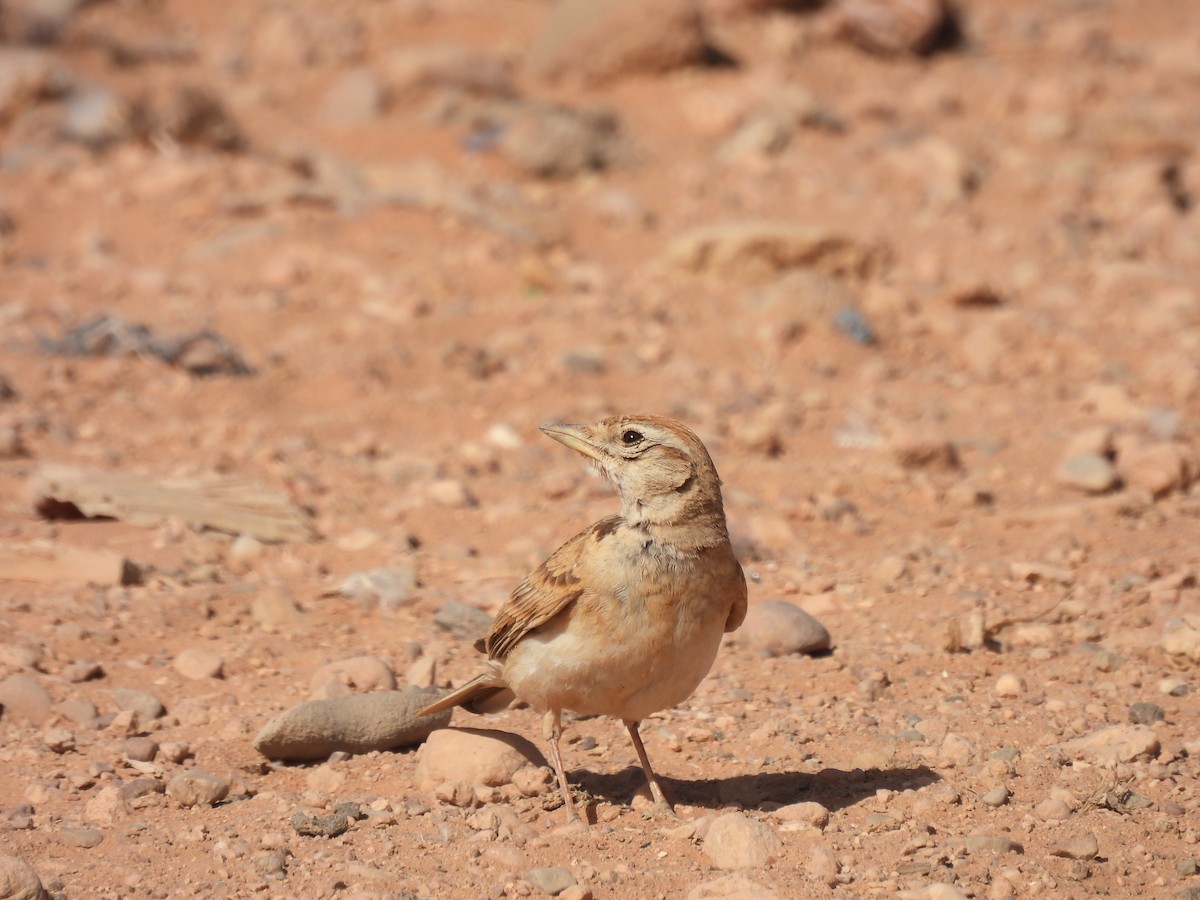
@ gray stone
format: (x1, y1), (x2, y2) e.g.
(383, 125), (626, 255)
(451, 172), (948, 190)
(526, 866), (576, 896)
(166, 770), (229, 807)
(0, 854), (49, 900)
(1050, 833), (1099, 861)
(112, 687), (164, 720)
(254, 687), (450, 761)
(703, 813), (783, 869)
(1055, 453), (1119, 493)
(0, 674), (53, 724)
(58, 827), (102, 848)
(433, 600), (492, 640)
(739, 600), (831, 657)
(291, 809), (349, 838)
(1129, 701), (1165, 725)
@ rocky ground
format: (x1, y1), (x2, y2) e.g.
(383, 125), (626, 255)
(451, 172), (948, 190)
(1, 0), (1199, 897)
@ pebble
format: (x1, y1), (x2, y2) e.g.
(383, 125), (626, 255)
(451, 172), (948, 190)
(529, 0), (708, 85)
(254, 688), (450, 761)
(1055, 453), (1119, 493)
(84, 786), (129, 826)
(41, 726), (75, 753)
(433, 600), (493, 639)
(415, 727), (547, 790)
(227, 534), (264, 572)
(123, 736), (158, 762)
(773, 800), (829, 829)
(980, 787), (1010, 808)
(687, 873), (782, 898)
(500, 102), (622, 179)
(59, 827), (103, 848)
(173, 648), (224, 680)
(525, 866), (576, 896)
(512, 766), (553, 797)
(251, 585), (304, 633)
(111, 688), (165, 721)
(993, 674), (1026, 697)
(818, 0), (954, 56)
(805, 844), (839, 887)
(1129, 701), (1166, 725)
(897, 885), (968, 900)
(166, 770), (230, 807)
(738, 600), (831, 657)
(962, 834), (1022, 855)
(1118, 442), (1189, 498)
(309, 655), (396, 698)
(702, 813), (783, 869)
(0, 673), (53, 724)
(55, 698), (98, 726)
(1060, 724), (1160, 764)
(0, 854), (48, 900)
(1034, 797), (1071, 822)
(321, 67), (384, 125)
(1163, 616), (1200, 661)
(337, 565), (417, 611)
(1050, 833), (1099, 861)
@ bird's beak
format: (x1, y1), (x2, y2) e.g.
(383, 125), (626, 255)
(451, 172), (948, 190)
(540, 423), (604, 462)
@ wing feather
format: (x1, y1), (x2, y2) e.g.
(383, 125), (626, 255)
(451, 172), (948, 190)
(482, 515), (620, 660)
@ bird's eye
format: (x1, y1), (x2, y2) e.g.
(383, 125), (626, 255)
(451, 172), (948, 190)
(622, 430), (643, 445)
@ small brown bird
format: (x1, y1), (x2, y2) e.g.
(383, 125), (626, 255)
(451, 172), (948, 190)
(417, 415), (747, 823)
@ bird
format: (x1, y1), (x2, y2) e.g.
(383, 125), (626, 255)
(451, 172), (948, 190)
(417, 415), (747, 824)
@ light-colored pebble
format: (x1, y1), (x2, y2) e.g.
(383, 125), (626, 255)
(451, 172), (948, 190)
(416, 727), (547, 790)
(173, 648), (224, 680)
(0, 674), (53, 724)
(702, 813), (783, 869)
(738, 600), (831, 657)
(166, 770), (230, 807)
(1051, 833), (1099, 861)
(993, 674), (1026, 697)
(525, 866), (576, 896)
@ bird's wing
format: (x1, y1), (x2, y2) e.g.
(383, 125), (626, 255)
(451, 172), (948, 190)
(482, 515), (620, 660)
(724, 557), (749, 633)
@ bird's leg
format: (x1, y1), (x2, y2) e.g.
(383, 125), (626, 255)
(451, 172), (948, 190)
(542, 709), (582, 824)
(625, 719), (675, 814)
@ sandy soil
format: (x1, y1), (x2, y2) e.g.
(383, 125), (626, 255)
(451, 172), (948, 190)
(1, 0), (1199, 897)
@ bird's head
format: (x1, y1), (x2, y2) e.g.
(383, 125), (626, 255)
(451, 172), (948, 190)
(540, 415), (726, 528)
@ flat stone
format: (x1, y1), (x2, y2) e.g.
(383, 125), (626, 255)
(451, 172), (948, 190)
(1051, 833), (1099, 861)
(1055, 454), (1119, 493)
(1060, 725), (1160, 764)
(58, 827), (102, 848)
(173, 648), (224, 680)
(525, 866), (576, 896)
(254, 687), (449, 761)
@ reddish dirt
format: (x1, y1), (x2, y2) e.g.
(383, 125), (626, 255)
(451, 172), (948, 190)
(1, 0), (1199, 897)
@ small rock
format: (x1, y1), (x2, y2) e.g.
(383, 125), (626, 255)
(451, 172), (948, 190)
(251, 585), (304, 633)
(58, 827), (102, 848)
(1129, 701), (1165, 725)
(1034, 797), (1071, 822)
(805, 844), (839, 887)
(61, 660), (103, 683)
(739, 600), (831, 657)
(310, 655), (396, 698)
(1051, 833), (1099, 861)
(83, 786), (129, 826)
(980, 787), (1010, 808)
(1056, 453), (1120, 493)
(254, 688), (449, 761)
(158, 740), (191, 764)
(166, 770), (230, 807)
(42, 726), (75, 753)
(433, 780), (476, 808)
(994, 674), (1026, 697)
(173, 648), (224, 680)
(0, 674), (53, 724)
(1060, 725), (1161, 764)
(1163, 616), (1200, 661)
(962, 834), (1022, 855)
(227, 533), (263, 571)
(433, 600), (492, 640)
(773, 800), (829, 828)
(526, 866), (576, 896)
(1092, 649), (1124, 672)
(337, 565), (417, 612)
(0, 854), (49, 900)
(1117, 442), (1190, 498)
(702, 812), (783, 869)
(500, 102), (622, 179)
(415, 727), (547, 790)
(1065, 426), (1115, 460)
(818, 0), (954, 56)
(687, 873), (783, 898)
(321, 67), (384, 125)
(529, 0), (709, 85)
(426, 479), (475, 508)
(55, 698), (98, 726)
(512, 766), (553, 797)
(1177, 858), (1198, 877)
(111, 688), (165, 721)
(63, 85), (130, 149)
(123, 736), (158, 762)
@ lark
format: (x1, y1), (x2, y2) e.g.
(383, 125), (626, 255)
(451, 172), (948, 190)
(418, 415), (747, 823)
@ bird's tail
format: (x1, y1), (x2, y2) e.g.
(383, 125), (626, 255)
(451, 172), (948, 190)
(416, 664), (514, 717)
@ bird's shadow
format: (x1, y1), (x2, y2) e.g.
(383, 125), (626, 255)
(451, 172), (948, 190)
(574, 764), (940, 813)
